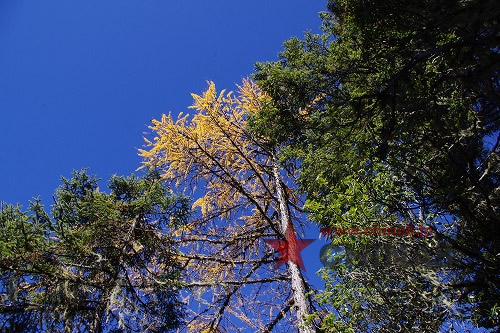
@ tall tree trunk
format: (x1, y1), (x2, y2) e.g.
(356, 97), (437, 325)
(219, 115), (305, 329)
(273, 162), (314, 333)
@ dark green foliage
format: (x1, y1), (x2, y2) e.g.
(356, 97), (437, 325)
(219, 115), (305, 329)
(0, 170), (190, 332)
(252, 0), (499, 331)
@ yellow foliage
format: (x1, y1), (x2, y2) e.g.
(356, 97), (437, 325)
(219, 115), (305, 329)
(139, 79), (275, 221)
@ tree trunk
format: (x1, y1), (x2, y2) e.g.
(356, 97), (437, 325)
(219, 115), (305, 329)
(92, 217), (139, 333)
(273, 162), (314, 333)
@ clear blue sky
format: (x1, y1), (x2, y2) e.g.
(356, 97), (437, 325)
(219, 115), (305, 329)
(0, 0), (325, 205)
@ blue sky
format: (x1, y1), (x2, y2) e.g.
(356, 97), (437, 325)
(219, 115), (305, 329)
(0, 0), (325, 205)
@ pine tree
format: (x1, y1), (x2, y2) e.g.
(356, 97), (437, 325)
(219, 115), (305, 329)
(252, 0), (499, 330)
(0, 170), (189, 332)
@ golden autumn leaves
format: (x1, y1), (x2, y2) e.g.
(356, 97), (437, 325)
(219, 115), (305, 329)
(139, 79), (274, 222)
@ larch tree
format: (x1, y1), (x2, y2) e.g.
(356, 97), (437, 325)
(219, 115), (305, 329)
(139, 80), (319, 332)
